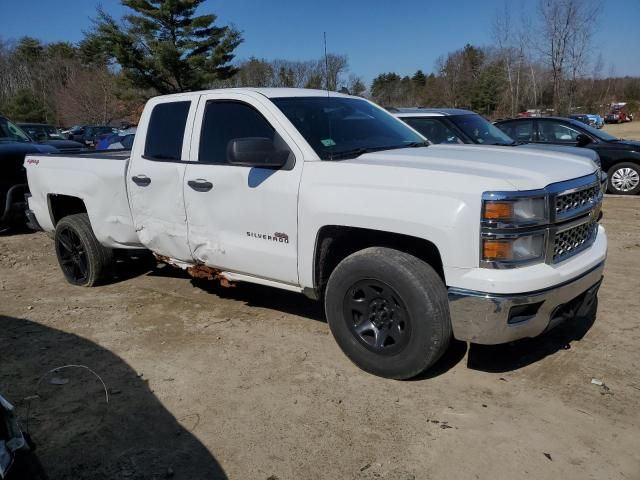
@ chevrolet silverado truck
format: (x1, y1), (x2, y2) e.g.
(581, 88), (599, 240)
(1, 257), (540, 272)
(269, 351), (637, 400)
(24, 88), (607, 379)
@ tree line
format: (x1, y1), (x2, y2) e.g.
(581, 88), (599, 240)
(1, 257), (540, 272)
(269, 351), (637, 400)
(0, 0), (638, 126)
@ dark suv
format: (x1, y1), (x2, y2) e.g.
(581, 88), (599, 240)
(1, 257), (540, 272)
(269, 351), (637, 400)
(495, 117), (640, 195)
(1, 117), (57, 230)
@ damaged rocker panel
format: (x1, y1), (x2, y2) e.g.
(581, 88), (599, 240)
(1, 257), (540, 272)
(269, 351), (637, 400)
(154, 254), (235, 288)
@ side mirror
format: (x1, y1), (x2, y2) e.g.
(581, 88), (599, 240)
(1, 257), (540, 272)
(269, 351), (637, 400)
(227, 137), (288, 168)
(576, 133), (592, 146)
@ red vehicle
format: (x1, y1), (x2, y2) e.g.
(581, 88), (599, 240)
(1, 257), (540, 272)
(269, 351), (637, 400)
(605, 103), (633, 124)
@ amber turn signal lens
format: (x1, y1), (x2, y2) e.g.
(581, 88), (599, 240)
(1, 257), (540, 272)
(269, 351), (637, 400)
(483, 201), (514, 220)
(483, 239), (513, 261)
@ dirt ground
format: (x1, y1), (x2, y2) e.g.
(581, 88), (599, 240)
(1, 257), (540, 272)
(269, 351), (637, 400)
(602, 120), (640, 140)
(1, 196), (639, 480)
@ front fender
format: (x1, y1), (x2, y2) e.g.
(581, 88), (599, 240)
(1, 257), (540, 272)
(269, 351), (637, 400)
(297, 163), (493, 288)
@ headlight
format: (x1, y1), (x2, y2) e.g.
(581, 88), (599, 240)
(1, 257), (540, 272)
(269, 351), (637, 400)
(480, 192), (549, 268)
(482, 196), (547, 227)
(482, 233), (546, 265)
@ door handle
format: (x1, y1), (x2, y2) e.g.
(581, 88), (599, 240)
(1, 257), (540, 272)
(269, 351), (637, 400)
(131, 175), (151, 186)
(188, 179), (213, 192)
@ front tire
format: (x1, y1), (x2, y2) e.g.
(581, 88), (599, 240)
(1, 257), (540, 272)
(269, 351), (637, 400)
(324, 247), (451, 379)
(607, 163), (640, 195)
(54, 213), (114, 286)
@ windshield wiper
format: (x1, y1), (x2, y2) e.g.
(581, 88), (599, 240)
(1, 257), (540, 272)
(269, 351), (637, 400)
(329, 147), (377, 160)
(328, 141), (428, 160)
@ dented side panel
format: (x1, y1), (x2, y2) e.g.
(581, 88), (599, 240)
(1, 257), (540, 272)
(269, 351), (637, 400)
(183, 91), (306, 285)
(126, 94), (201, 262)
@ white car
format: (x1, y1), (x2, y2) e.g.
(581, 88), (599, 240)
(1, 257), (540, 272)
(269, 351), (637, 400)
(25, 89), (607, 379)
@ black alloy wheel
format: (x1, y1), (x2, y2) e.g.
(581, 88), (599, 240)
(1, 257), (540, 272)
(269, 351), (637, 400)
(343, 279), (411, 355)
(54, 213), (114, 287)
(57, 225), (89, 284)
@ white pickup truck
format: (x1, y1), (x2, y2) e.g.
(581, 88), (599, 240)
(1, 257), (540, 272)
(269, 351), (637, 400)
(25, 88), (607, 379)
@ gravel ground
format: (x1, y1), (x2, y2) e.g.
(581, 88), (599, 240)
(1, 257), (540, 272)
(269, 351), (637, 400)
(602, 119), (640, 140)
(1, 196), (639, 480)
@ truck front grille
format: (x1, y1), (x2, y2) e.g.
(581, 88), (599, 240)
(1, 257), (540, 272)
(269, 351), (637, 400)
(555, 184), (600, 220)
(553, 220), (598, 262)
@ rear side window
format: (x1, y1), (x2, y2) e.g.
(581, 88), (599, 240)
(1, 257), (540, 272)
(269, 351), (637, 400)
(144, 101), (191, 161)
(199, 101), (279, 164)
(403, 117), (463, 144)
(538, 121), (580, 143)
(497, 120), (534, 142)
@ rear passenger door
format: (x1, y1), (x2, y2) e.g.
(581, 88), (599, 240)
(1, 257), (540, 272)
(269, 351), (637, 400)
(537, 120), (583, 145)
(183, 92), (304, 285)
(128, 95), (200, 261)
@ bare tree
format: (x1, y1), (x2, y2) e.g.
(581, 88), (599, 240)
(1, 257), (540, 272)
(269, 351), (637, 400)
(54, 67), (126, 125)
(324, 54), (348, 91)
(493, 3), (523, 116)
(536, 0), (601, 114)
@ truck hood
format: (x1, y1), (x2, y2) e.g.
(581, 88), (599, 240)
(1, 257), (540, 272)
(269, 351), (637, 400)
(349, 144), (597, 191)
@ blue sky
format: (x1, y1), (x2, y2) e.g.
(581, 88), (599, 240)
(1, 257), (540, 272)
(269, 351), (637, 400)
(1, 0), (639, 82)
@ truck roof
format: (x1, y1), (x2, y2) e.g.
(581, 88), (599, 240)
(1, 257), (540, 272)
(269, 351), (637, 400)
(152, 87), (354, 101)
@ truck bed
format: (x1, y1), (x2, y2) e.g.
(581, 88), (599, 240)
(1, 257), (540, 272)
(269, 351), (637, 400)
(37, 149), (131, 161)
(24, 150), (143, 249)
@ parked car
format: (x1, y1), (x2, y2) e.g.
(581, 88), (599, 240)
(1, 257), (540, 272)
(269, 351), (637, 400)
(392, 108), (603, 170)
(1, 116), (58, 230)
(25, 89), (606, 379)
(66, 125), (117, 147)
(96, 127), (137, 150)
(495, 116), (640, 195)
(568, 114), (591, 126)
(17, 122), (85, 154)
(586, 114), (604, 129)
(17, 123), (64, 140)
(605, 110), (632, 124)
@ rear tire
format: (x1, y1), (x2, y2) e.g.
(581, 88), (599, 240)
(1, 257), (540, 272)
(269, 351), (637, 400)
(607, 162), (640, 195)
(324, 247), (451, 379)
(54, 213), (114, 286)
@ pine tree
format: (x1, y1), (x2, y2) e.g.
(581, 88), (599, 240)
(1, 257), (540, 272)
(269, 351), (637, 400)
(89, 0), (242, 93)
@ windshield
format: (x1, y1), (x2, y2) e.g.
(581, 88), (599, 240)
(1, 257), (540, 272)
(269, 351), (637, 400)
(0, 118), (33, 143)
(565, 118), (618, 141)
(271, 96), (425, 160)
(448, 114), (515, 145)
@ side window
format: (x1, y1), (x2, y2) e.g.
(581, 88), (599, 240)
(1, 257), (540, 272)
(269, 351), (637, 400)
(199, 101), (289, 164)
(144, 101), (191, 161)
(497, 120), (534, 142)
(403, 118), (463, 144)
(538, 121), (580, 143)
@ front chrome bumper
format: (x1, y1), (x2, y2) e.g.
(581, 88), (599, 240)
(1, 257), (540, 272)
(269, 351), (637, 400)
(447, 261), (605, 344)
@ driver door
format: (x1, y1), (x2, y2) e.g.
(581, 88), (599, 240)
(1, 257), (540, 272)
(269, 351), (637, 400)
(183, 92), (304, 285)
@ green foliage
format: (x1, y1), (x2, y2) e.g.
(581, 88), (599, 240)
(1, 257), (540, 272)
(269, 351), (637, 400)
(89, 0), (243, 93)
(2, 89), (48, 122)
(46, 42), (76, 60)
(348, 76), (367, 97)
(15, 37), (44, 62)
(411, 70), (426, 88)
(371, 73), (402, 106)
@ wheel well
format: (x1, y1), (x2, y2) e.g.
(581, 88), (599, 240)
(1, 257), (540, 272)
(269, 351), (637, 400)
(313, 226), (445, 296)
(48, 194), (87, 226)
